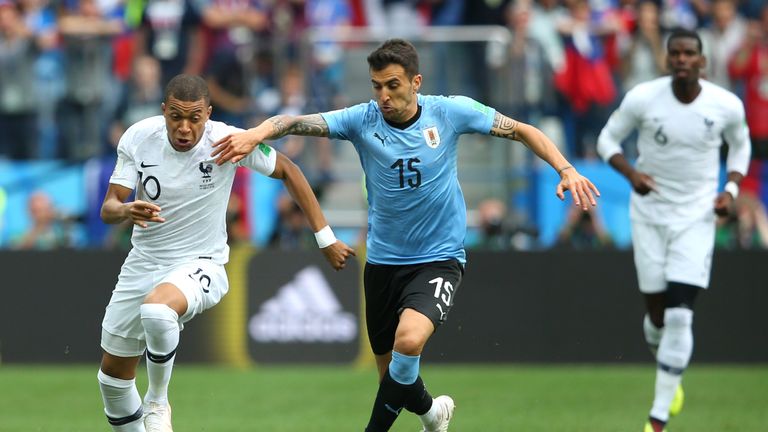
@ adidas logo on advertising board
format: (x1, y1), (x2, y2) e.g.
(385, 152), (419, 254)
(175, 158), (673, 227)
(248, 266), (357, 343)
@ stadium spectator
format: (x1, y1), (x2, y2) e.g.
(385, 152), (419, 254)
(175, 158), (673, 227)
(0, 0), (39, 160)
(700, 0), (746, 91)
(555, 0), (622, 158)
(659, 0), (708, 31)
(18, 0), (62, 159)
(57, 0), (123, 161)
(211, 38), (599, 432)
(135, 0), (206, 88)
(95, 74), (354, 432)
(110, 54), (164, 146)
(305, 0), (352, 113)
(268, 191), (316, 249)
(268, 64), (334, 194)
(199, 0), (269, 61)
(501, 0), (558, 123)
(554, 205), (614, 249)
(469, 197), (539, 251)
(620, 0), (666, 93)
(13, 190), (70, 249)
(460, 0), (512, 104)
(596, 29), (751, 432)
(728, 5), (768, 159)
(364, 0), (428, 38)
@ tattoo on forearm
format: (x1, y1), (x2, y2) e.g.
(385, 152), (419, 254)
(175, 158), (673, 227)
(269, 117), (288, 137)
(269, 114), (329, 138)
(490, 113), (519, 141)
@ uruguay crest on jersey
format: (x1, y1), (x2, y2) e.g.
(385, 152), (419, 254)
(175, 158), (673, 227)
(422, 126), (440, 148)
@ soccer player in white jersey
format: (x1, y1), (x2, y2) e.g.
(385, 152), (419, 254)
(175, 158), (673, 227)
(212, 39), (600, 431)
(96, 74), (355, 432)
(596, 29), (751, 432)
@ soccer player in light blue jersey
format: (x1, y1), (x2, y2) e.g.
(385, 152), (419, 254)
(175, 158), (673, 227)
(213, 39), (600, 431)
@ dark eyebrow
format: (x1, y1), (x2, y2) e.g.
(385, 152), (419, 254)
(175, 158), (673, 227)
(168, 107), (204, 115)
(371, 78), (400, 87)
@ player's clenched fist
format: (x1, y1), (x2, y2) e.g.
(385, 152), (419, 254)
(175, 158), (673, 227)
(321, 241), (356, 271)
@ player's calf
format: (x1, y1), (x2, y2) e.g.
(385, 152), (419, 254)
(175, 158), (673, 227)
(98, 369), (146, 431)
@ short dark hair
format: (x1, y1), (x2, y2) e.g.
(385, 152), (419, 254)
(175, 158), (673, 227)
(164, 74), (210, 105)
(666, 28), (703, 53)
(367, 39), (420, 78)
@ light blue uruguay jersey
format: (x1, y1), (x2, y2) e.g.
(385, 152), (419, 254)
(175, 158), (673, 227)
(322, 94), (496, 265)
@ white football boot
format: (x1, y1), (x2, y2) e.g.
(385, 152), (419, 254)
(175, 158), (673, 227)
(420, 395), (455, 432)
(143, 401), (173, 432)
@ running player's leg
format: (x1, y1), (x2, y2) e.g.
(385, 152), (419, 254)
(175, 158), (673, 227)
(99, 349), (145, 431)
(99, 256), (151, 431)
(141, 284), (185, 409)
(141, 260), (229, 431)
(632, 221), (669, 431)
(647, 219), (712, 431)
(366, 310), (435, 432)
(643, 293), (666, 355)
(364, 260), (461, 432)
(649, 282), (698, 427)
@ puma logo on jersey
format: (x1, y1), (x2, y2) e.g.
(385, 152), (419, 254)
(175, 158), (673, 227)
(140, 161), (158, 168)
(373, 132), (388, 146)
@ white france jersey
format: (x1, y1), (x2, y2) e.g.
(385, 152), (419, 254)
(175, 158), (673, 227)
(109, 116), (276, 265)
(597, 76), (751, 224)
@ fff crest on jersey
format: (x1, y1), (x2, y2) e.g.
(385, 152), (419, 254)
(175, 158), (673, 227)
(422, 126), (440, 149)
(199, 161), (215, 190)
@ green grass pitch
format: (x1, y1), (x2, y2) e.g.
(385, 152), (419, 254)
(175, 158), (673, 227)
(1, 364), (766, 431)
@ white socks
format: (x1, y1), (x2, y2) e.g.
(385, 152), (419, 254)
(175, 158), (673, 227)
(98, 370), (146, 431)
(140, 303), (180, 405)
(418, 398), (439, 426)
(650, 307), (694, 422)
(643, 314), (663, 355)
(656, 308), (694, 371)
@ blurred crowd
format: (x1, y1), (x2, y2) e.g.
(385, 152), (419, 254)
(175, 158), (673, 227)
(2, 0), (768, 251)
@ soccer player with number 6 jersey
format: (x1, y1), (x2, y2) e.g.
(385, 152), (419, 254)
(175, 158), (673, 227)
(212, 39), (599, 431)
(597, 28), (751, 432)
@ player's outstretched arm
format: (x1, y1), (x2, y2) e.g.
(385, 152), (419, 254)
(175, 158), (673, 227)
(490, 112), (600, 210)
(269, 152), (355, 270)
(212, 114), (330, 165)
(101, 183), (165, 228)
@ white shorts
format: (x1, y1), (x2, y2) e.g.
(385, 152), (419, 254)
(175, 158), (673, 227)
(101, 252), (229, 357)
(631, 218), (715, 294)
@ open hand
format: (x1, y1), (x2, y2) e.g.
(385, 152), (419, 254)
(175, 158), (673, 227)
(556, 169), (600, 210)
(211, 129), (262, 165)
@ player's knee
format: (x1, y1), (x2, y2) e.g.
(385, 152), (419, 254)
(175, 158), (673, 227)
(666, 282), (701, 309)
(664, 307), (693, 329)
(140, 304), (179, 333)
(393, 334), (425, 356)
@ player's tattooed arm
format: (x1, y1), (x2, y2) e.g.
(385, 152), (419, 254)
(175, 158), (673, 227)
(268, 114), (330, 138)
(490, 113), (519, 141)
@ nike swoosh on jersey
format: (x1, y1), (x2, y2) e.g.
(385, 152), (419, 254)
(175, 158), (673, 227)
(140, 162), (159, 168)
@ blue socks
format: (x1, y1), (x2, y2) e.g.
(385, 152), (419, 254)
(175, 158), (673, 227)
(389, 351), (420, 385)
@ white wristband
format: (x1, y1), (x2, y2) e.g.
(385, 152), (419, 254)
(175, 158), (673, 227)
(314, 225), (337, 249)
(724, 181), (739, 199)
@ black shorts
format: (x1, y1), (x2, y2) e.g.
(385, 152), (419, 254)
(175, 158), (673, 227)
(364, 259), (464, 355)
